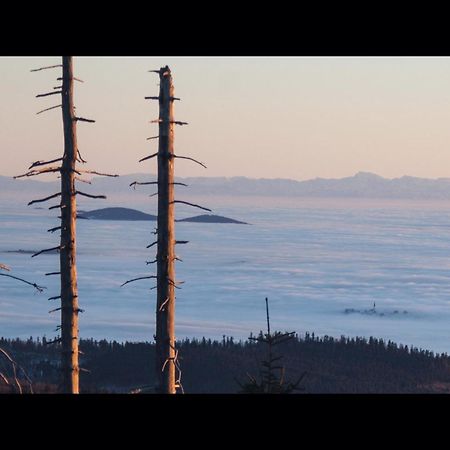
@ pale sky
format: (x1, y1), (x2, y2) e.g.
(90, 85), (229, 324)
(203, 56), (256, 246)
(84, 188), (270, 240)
(2, 56), (450, 180)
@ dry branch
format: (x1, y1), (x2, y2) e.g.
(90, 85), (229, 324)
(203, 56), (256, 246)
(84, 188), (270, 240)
(75, 177), (92, 184)
(28, 157), (63, 170)
(44, 338), (62, 345)
(45, 272), (61, 276)
(0, 372), (9, 386)
(14, 166), (61, 179)
(56, 77), (84, 83)
(130, 181), (158, 190)
(159, 297), (170, 312)
(146, 241), (158, 248)
(146, 136), (159, 140)
(31, 246), (62, 258)
(171, 200), (211, 212)
(79, 170), (119, 177)
(36, 91), (62, 98)
(48, 295), (61, 301)
(47, 226), (62, 233)
(75, 191), (106, 199)
(48, 204), (65, 210)
(31, 64), (62, 72)
(36, 104), (62, 115)
(75, 117), (95, 123)
(139, 152), (158, 163)
(167, 278), (183, 289)
(173, 155), (207, 168)
(77, 149), (87, 163)
(0, 347), (33, 394)
(28, 192), (61, 206)
(120, 275), (157, 287)
(0, 273), (46, 292)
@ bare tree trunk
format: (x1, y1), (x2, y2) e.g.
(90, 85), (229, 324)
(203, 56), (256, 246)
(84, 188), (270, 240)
(21, 56), (109, 393)
(60, 56), (79, 394)
(155, 66), (176, 394)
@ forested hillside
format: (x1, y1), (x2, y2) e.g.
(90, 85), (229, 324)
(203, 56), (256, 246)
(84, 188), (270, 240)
(1, 333), (450, 393)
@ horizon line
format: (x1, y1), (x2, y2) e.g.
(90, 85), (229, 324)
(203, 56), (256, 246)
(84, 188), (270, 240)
(3, 171), (450, 183)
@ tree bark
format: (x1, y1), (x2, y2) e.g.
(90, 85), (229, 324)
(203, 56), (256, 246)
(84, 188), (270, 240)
(60, 56), (79, 394)
(155, 66), (176, 394)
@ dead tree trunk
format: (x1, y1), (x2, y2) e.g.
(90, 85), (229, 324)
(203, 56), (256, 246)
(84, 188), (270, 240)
(17, 56), (114, 394)
(60, 56), (79, 394)
(155, 67), (176, 394)
(127, 65), (208, 393)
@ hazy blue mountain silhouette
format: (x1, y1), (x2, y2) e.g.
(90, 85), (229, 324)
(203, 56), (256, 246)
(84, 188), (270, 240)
(3, 172), (450, 199)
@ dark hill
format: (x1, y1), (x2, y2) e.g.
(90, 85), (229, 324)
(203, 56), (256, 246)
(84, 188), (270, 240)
(78, 208), (247, 224)
(176, 214), (248, 224)
(78, 207), (156, 221)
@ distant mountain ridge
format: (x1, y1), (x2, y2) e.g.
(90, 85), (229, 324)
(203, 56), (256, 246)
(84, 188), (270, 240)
(3, 172), (450, 200)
